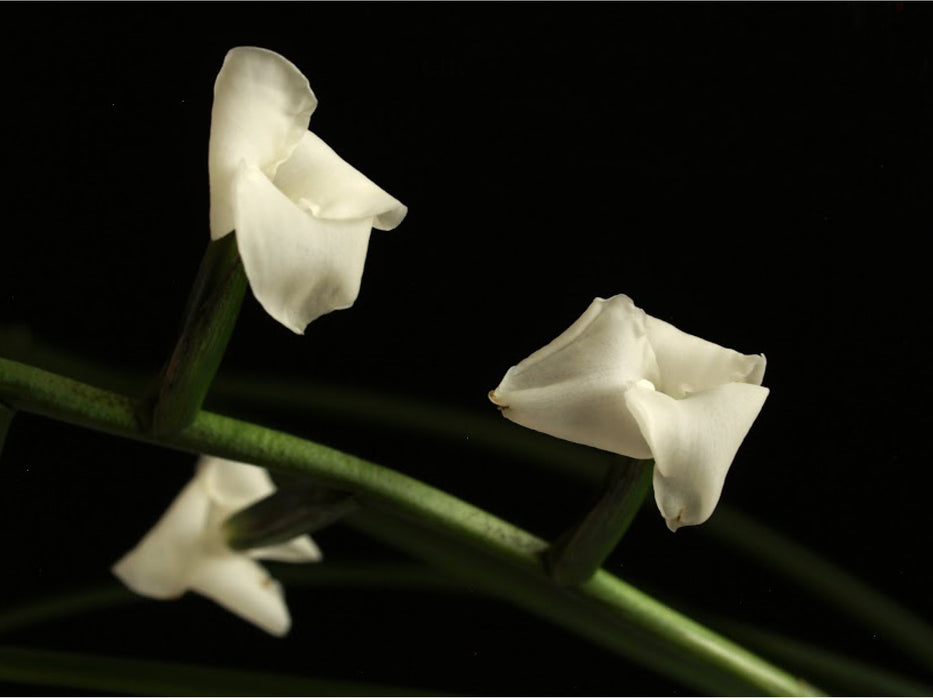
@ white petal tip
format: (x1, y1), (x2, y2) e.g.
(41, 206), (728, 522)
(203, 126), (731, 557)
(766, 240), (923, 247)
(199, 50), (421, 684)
(665, 511), (685, 533)
(268, 622), (291, 638)
(488, 389), (508, 408)
(374, 203), (409, 231)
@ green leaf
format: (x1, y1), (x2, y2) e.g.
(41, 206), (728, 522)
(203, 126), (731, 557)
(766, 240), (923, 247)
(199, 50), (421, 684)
(0, 645), (437, 696)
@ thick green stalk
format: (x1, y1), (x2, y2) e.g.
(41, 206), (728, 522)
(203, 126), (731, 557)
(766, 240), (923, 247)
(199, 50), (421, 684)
(138, 234), (248, 436)
(0, 357), (816, 696)
(0, 646), (433, 696)
(546, 456), (653, 585)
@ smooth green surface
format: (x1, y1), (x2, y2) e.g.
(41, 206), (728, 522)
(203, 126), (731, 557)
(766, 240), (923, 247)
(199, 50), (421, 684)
(139, 234), (248, 436)
(546, 456), (653, 585)
(0, 645), (434, 696)
(3, 331), (932, 680)
(0, 356), (815, 696)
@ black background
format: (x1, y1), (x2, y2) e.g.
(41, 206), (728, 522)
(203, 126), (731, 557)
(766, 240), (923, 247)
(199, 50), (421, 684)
(0, 2), (931, 696)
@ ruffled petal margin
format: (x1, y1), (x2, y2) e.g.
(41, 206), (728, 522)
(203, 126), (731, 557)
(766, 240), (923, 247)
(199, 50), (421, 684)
(274, 131), (408, 230)
(209, 47), (318, 239)
(490, 296), (660, 457)
(645, 315), (766, 398)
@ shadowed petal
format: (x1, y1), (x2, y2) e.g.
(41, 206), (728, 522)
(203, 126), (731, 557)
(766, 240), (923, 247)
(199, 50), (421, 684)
(111, 478), (211, 599)
(252, 535), (323, 563)
(188, 555), (292, 636)
(625, 382), (770, 530)
(274, 131), (408, 230)
(233, 163), (373, 334)
(209, 47), (318, 239)
(198, 456), (275, 513)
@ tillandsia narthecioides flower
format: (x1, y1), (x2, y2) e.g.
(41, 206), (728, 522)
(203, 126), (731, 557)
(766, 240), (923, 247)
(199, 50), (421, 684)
(112, 456), (321, 636)
(489, 295), (769, 531)
(209, 46), (407, 334)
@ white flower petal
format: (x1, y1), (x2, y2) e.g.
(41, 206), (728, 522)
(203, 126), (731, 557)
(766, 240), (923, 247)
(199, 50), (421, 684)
(209, 47), (318, 239)
(645, 315), (766, 398)
(197, 456), (276, 513)
(252, 534), (323, 563)
(274, 131), (408, 230)
(625, 381), (770, 530)
(233, 163), (373, 334)
(111, 477), (211, 599)
(490, 296), (660, 457)
(188, 555), (292, 637)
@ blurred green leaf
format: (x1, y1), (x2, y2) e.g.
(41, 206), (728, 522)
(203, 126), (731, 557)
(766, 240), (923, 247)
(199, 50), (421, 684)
(0, 645), (437, 696)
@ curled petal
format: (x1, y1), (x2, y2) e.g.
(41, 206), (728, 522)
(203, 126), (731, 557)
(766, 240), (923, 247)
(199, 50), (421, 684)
(111, 478), (211, 599)
(209, 47), (318, 239)
(233, 163), (373, 334)
(188, 555), (292, 636)
(625, 381), (770, 530)
(646, 315), (766, 399)
(198, 456), (275, 513)
(274, 131), (408, 230)
(490, 296), (660, 457)
(252, 535), (323, 563)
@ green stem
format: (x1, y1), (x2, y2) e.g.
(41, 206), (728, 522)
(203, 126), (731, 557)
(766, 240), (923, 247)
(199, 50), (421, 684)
(7, 565), (924, 696)
(349, 510), (813, 696)
(0, 645), (435, 696)
(708, 617), (933, 696)
(706, 507), (933, 672)
(4, 334), (930, 676)
(546, 456), (652, 585)
(0, 357), (815, 696)
(138, 234), (248, 436)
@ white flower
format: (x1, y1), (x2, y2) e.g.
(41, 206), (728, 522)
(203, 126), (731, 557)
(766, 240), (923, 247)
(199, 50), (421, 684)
(208, 46), (407, 334)
(112, 456), (321, 636)
(489, 295), (769, 531)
